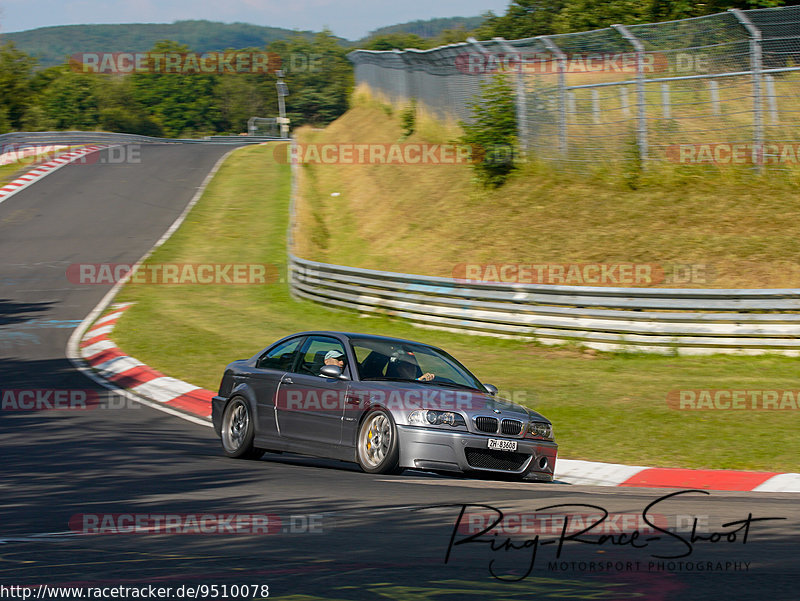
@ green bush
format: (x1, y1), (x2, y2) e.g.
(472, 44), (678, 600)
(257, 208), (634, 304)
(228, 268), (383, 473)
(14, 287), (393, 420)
(459, 73), (518, 187)
(399, 100), (416, 138)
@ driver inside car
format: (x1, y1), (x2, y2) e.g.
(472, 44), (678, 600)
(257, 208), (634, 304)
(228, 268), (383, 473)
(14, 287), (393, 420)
(323, 349), (346, 371)
(389, 350), (435, 381)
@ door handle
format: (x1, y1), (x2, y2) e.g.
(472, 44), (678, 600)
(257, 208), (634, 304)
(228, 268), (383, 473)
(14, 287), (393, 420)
(345, 394), (361, 405)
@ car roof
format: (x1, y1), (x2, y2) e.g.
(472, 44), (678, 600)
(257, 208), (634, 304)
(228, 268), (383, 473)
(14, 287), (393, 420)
(290, 330), (443, 350)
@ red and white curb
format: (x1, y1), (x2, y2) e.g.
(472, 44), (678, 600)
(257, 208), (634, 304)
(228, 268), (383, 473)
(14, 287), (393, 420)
(79, 303), (214, 418)
(555, 458), (800, 492)
(0, 145), (108, 204)
(78, 304), (800, 492)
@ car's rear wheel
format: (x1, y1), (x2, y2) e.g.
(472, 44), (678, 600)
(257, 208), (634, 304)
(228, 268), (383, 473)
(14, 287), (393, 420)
(220, 397), (264, 459)
(357, 409), (401, 474)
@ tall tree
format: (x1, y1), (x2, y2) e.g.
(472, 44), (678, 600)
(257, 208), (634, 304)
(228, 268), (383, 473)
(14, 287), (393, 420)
(128, 41), (223, 137)
(0, 42), (37, 132)
(39, 68), (101, 130)
(361, 33), (430, 51)
(268, 30), (354, 126)
(481, 0), (791, 38)
(481, 1), (568, 39)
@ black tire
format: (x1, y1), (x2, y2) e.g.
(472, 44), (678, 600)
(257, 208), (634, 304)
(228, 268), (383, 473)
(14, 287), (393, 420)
(356, 409), (401, 474)
(220, 397), (264, 460)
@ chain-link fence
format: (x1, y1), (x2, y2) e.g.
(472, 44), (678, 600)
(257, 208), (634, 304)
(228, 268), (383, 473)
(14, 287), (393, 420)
(348, 6), (800, 169)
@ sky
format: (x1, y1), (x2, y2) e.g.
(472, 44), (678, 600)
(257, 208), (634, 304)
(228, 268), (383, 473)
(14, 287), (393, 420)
(0, 0), (511, 39)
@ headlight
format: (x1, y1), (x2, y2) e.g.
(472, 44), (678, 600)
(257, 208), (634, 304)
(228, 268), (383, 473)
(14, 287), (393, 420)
(408, 410), (466, 427)
(528, 422), (554, 440)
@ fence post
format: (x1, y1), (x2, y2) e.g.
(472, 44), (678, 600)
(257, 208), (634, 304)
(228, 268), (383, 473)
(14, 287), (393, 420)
(568, 92), (577, 116)
(495, 37), (529, 154)
(730, 9), (764, 171)
(620, 86), (630, 117)
(612, 24), (649, 167)
(390, 50), (407, 104)
(540, 36), (568, 156)
(709, 80), (721, 116)
(765, 74), (779, 124)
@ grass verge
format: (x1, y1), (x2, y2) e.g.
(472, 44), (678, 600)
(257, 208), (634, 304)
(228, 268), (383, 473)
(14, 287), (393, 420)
(111, 143), (800, 472)
(293, 92), (800, 289)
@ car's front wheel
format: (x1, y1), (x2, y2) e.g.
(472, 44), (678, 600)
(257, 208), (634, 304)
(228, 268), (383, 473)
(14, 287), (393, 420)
(357, 409), (401, 474)
(220, 397), (264, 460)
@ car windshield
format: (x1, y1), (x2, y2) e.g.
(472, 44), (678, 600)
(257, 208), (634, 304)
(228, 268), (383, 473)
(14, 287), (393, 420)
(349, 337), (484, 390)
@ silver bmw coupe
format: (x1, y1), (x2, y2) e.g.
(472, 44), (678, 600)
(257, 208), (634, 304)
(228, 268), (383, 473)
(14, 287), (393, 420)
(212, 331), (557, 481)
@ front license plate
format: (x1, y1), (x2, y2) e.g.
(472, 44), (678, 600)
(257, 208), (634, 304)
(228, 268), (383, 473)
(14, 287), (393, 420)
(488, 439), (517, 452)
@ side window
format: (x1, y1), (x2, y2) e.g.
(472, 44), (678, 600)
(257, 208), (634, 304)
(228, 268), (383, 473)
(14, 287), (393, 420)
(256, 337), (303, 371)
(353, 345), (389, 380)
(297, 336), (348, 377)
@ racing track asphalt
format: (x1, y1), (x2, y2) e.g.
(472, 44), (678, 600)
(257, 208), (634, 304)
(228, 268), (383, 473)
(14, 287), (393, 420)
(0, 145), (798, 601)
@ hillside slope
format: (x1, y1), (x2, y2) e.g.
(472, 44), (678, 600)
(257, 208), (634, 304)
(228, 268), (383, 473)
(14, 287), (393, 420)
(293, 94), (800, 289)
(365, 16), (485, 39)
(3, 20), (324, 67)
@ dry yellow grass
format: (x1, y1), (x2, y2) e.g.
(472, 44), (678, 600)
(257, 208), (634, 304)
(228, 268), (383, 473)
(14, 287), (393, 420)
(290, 88), (800, 289)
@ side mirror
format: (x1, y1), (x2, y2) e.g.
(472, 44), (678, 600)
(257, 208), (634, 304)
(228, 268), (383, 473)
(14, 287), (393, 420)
(320, 365), (347, 379)
(483, 383), (498, 395)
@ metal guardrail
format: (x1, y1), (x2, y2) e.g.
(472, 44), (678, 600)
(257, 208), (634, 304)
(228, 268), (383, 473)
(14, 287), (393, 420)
(0, 131), (286, 146)
(284, 133), (800, 355)
(288, 254), (800, 354)
(204, 135), (286, 143)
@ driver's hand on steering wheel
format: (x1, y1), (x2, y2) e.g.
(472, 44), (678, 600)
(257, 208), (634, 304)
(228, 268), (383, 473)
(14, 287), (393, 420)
(417, 372), (435, 382)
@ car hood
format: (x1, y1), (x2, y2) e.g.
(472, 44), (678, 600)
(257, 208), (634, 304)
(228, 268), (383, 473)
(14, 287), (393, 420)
(352, 380), (550, 423)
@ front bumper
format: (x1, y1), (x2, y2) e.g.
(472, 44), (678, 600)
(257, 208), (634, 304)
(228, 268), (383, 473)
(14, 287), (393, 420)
(211, 395), (227, 436)
(397, 425), (557, 481)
